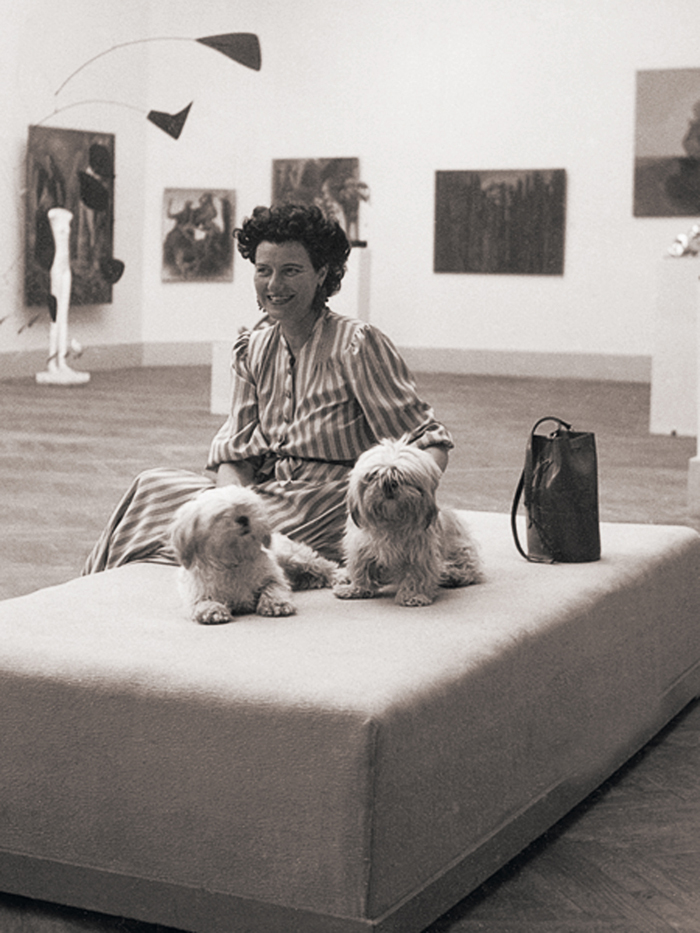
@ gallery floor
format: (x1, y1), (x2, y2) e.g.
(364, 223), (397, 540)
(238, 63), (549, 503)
(1, 365), (699, 931)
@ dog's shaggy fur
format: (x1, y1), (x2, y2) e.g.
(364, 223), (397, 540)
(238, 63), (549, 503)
(333, 439), (483, 607)
(170, 485), (339, 624)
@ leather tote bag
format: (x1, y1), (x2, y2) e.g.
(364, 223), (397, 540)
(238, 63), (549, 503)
(511, 416), (601, 563)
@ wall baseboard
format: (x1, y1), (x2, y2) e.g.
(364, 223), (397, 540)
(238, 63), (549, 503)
(2, 343), (651, 386)
(141, 342), (214, 367)
(0, 343), (213, 381)
(398, 347), (651, 383)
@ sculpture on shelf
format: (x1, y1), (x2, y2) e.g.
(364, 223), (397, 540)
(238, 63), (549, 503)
(36, 208), (89, 385)
(667, 222), (700, 256)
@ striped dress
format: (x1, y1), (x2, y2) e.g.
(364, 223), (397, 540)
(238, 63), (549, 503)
(82, 308), (453, 573)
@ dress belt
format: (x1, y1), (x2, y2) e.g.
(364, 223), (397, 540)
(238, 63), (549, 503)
(258, 451), (355, 482)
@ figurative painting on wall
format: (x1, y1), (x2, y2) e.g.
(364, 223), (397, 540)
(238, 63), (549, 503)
(434, 169), (567, 275)
(634, 69), (700, 216)
(162, 189), (235, 282)
(25, 125), (118, 307)
(272, 158), (369, 245)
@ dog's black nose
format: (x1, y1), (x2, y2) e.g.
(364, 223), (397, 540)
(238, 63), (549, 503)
(382, 473), (399, 498)
(236, 515), (250, 533)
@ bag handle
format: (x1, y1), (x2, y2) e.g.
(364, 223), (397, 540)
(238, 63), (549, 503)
(510, 472), (558, 564)
(510, 416), (573, 563)
(510, 470), (529, 560)
(529, 415), (572, 436)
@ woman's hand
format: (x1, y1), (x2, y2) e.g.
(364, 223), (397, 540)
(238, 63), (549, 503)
(424, 445), (449, 473)
(216, 461), (255, 487)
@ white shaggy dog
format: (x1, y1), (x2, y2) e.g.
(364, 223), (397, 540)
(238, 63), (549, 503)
(170, 485), (339, 624)
(333, 439), (483, 607)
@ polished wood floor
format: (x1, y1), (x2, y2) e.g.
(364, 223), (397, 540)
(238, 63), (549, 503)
(1, 366), (699, 932)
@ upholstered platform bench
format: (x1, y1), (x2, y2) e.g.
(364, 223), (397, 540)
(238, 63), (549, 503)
(0, 511), (699, 933)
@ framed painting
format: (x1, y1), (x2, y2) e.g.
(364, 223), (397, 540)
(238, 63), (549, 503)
(25, 125), (117, 307)
(434, 169), (567, 275)
(272, 157), (368, 245)
(162, 189), (235, 282)
(634, 68), (700, 216)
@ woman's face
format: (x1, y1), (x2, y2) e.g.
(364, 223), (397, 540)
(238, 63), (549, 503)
(253, 241), (327, 327)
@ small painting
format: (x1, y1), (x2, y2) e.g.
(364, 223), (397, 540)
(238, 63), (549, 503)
(25, 125), (117, 307)
(272, 158), (369, 245)
(434, 169), (567, 275)
(634, 69), (700, 217)
(162, 189), (235, 282)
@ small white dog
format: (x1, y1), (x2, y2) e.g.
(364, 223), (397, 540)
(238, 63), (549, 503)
(333, 439), (483, 607)
(170, 485), (339, 624)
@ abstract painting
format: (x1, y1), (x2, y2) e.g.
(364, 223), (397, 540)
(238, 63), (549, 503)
(272, 158), (368, 245)
(162, 189), (235, 282)
(25, 125), (117, 307)
(434, 169), (567, 275)
(634, 68), (700, 216)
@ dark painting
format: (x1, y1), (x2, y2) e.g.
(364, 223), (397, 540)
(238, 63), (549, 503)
(634, 69), (700, 217)
(162, 189), (235, 282)
(434, 169), (566, 275)
(25, 125), (116, 306)
(272, 157), (368, 245)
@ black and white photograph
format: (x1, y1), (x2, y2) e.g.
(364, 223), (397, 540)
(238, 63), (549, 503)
(1, 4), (699, 933)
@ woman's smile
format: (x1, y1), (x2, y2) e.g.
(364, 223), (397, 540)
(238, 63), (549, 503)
(254, 241), (327, 331)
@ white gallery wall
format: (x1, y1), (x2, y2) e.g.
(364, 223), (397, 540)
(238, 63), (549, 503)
(3, 0), (700, 379)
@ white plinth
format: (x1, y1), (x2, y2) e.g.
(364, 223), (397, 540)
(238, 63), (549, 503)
(649, 257), (700, 437)
(325, 245), (370, 322)
(688, 456), (700, 516)
(650, 258), (700, 436)
(36, 367), (90, 386)
(210, 342), (232, 415)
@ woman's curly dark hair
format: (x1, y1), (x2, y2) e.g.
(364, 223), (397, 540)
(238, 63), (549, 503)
(234, 203), (351, 299)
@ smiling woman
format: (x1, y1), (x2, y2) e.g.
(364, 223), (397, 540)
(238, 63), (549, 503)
(253, 242), (328, 354)
(83, 203), (454, 574)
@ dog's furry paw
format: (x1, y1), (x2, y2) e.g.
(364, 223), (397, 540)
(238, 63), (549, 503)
(193, 599), (235, 625)
(395, 590), (435, 607)
(332, 569), (351, 587)
(333, 582), (378, 600)
(271, 533), (340, 591)
(285, 562), (338, 590)
(439, 562), (484, 588)
(330, 566), (350, 588)
(256, 592), (296, 617)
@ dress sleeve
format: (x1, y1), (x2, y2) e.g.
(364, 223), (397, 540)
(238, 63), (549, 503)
(345, 324), (454, 451)
(207, 330), (270, 469)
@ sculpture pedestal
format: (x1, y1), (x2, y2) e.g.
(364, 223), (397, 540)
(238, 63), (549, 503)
(36, 366), (90, 386)
(650, 258), (700, 437)
(325, 245), (370, 322)
(688, 457), (700, 515)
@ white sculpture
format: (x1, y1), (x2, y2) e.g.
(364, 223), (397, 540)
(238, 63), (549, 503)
(667, 222), (700, 257)
(36, 207), (90, 385)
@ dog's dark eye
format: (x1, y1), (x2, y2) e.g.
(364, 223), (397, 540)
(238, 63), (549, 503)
(236, 515), (250, 528)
